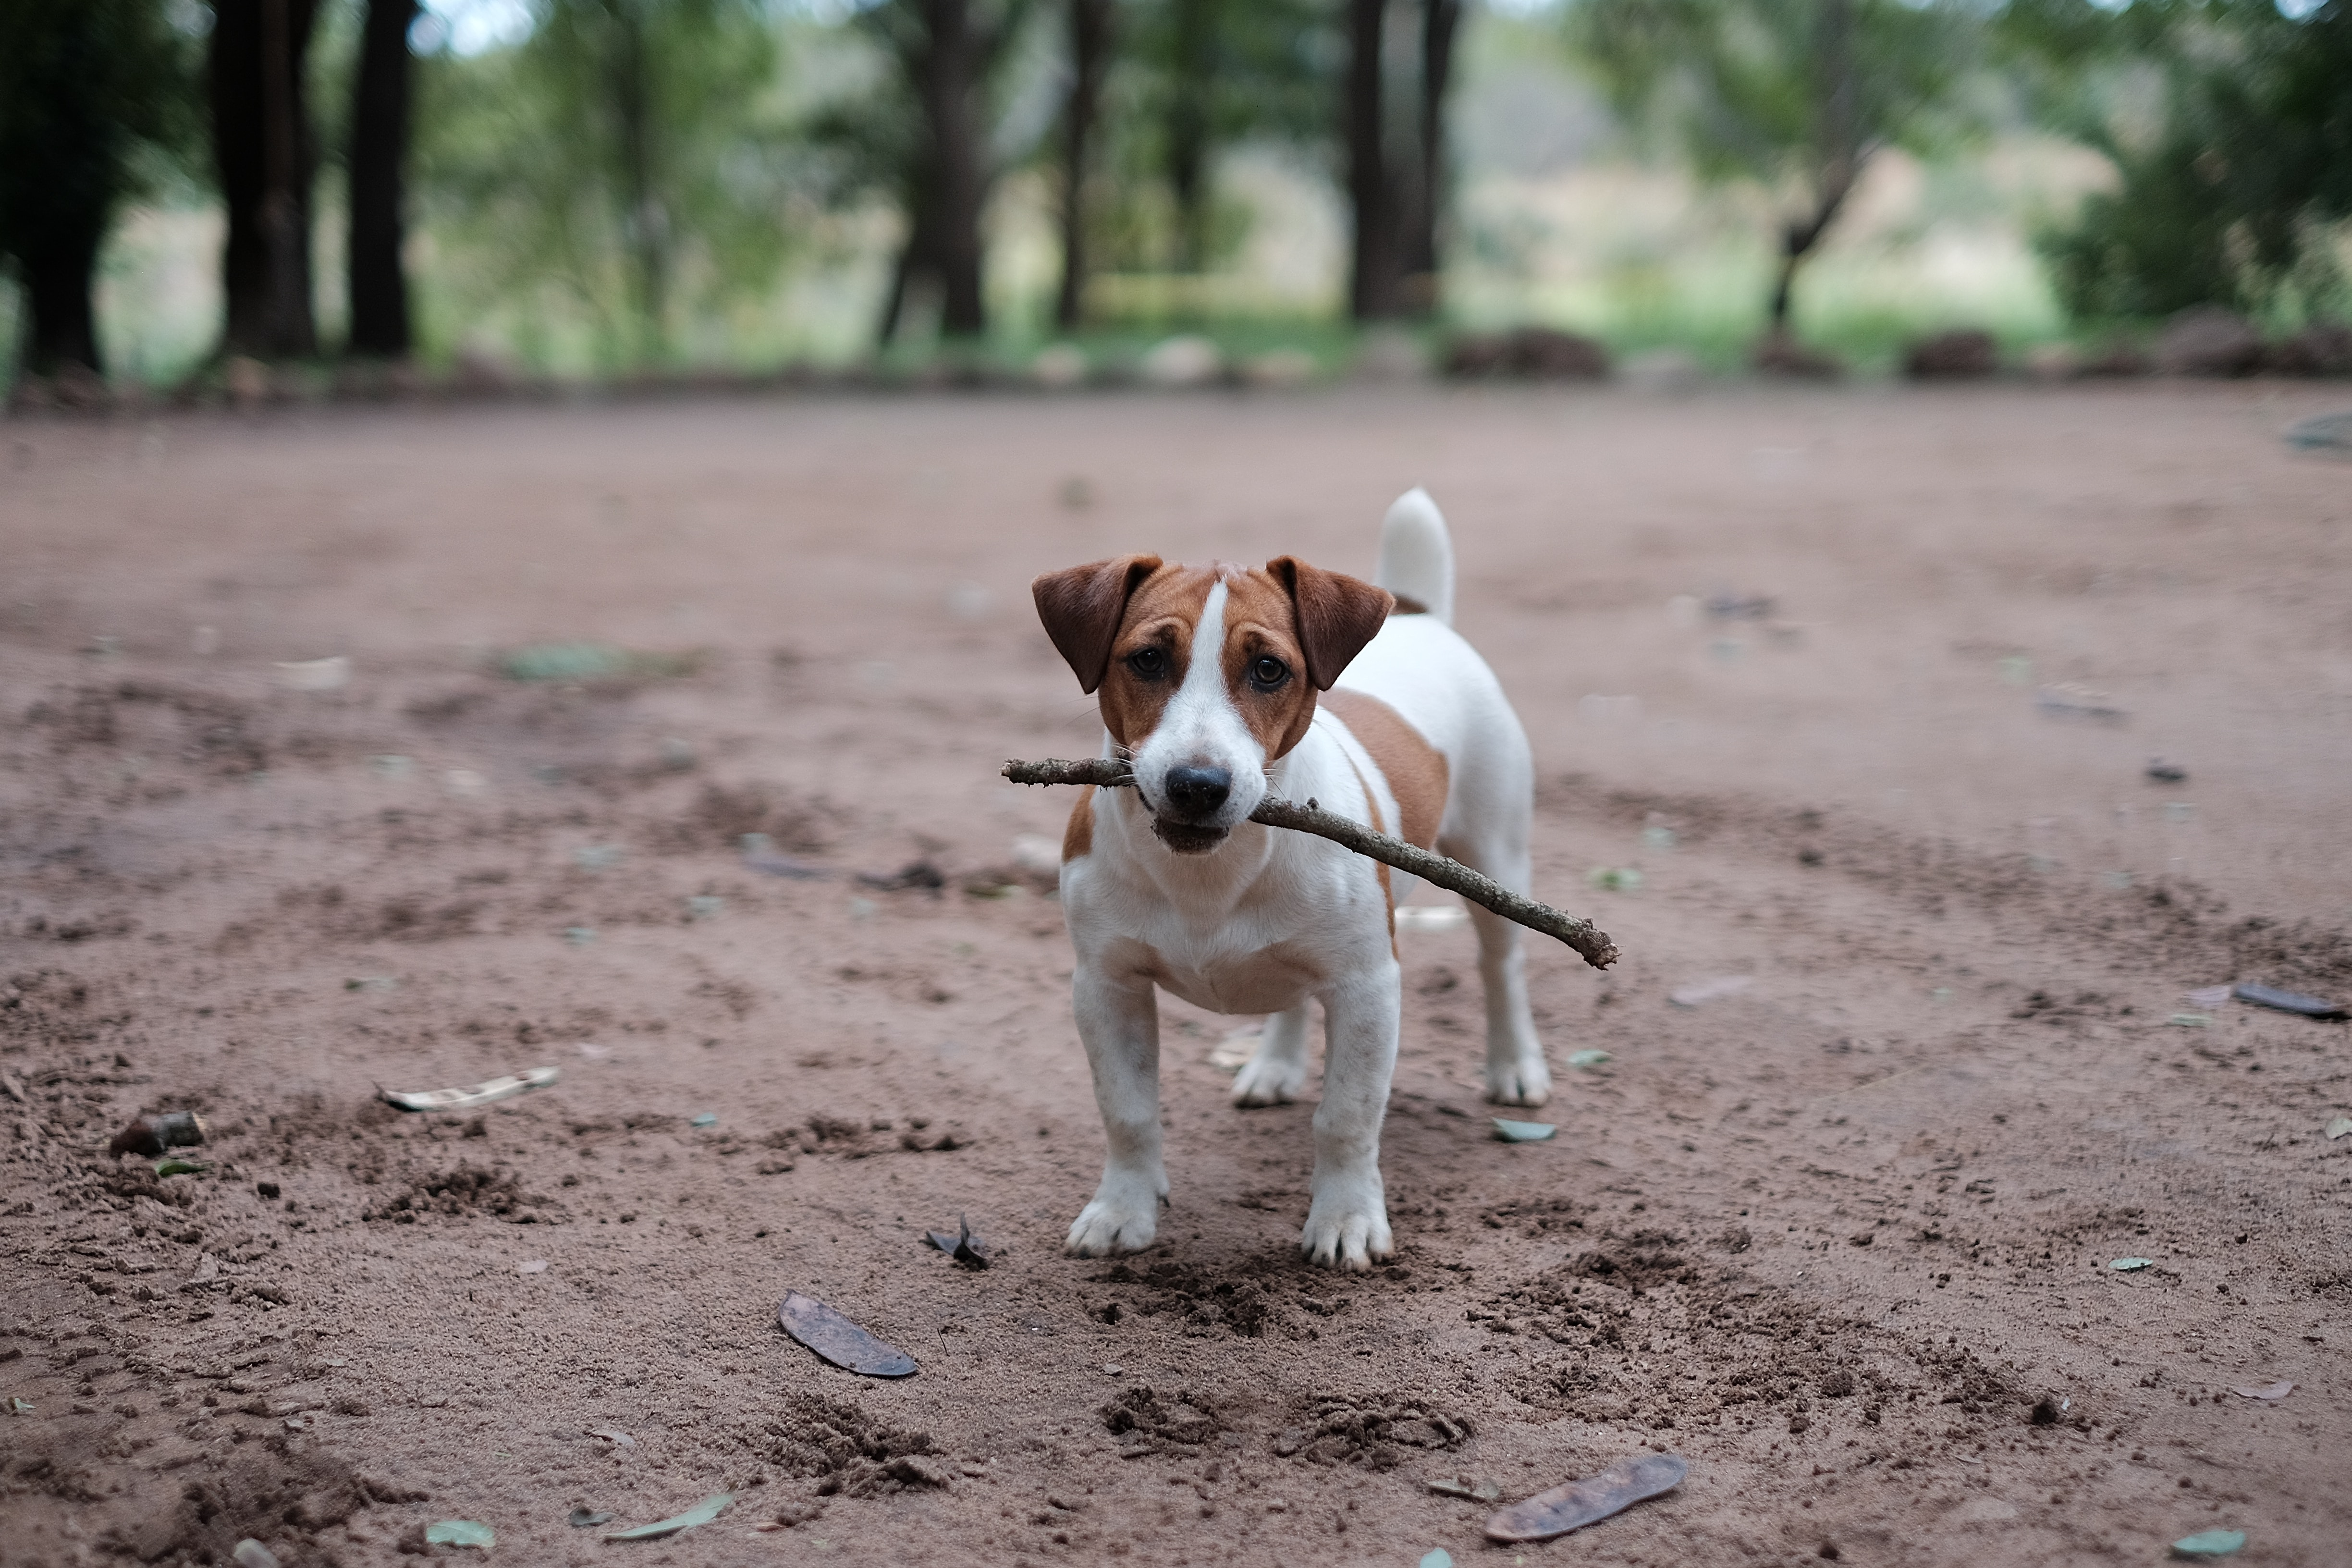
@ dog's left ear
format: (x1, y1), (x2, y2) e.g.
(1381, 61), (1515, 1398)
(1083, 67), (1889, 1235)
(1266, 557), (1395, 690)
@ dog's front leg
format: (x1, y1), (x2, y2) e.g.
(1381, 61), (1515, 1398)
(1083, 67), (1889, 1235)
(1065, 964), (1169, 1256)
(1301, 964), (1400, 1271)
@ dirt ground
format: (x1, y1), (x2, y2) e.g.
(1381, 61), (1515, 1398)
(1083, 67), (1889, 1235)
(2, 382), (2349, 1568)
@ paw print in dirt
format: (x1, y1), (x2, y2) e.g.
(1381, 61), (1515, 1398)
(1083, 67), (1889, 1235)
(1271, 1396), (1473, 1469)
(755, 1393), (951, 1496)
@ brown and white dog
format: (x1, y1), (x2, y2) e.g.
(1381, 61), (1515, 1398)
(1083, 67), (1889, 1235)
(1031, 489), (1548, 1271)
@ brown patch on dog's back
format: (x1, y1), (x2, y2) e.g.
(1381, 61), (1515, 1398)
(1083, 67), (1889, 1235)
(1321, 689), (1448, 850)
(1064, 786), (1096, 863)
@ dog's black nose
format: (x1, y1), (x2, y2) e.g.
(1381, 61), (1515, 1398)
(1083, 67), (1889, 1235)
(1164, 766), (1231, 818)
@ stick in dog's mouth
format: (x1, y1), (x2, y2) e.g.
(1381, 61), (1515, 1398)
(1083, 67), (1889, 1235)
(1004, 756), (1622, 970)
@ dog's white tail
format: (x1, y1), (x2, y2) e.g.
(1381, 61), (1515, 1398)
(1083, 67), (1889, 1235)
(1375, 487), (1454, 627)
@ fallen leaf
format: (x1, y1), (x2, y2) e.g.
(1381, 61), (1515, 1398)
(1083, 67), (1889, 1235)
(423, 1521), (494, 1549)
(2228, 1380), (2293, 1401)
(603, 1493), (730, 1541)
(2231, 982), (2347, 1020)
(2170, 1528), (2246, 1558)
(1420, 1551), (1455, 1568)
(153, 1157), (210, 1177)
(517, 1261), (548, 1275)
(588, 1427), (636, 1448)
(922, 1217), (990, 1270)
(1428, 1477), (1502, 1502)
(690, 1113), (718, 1127)
(2324, 1116), (2352, 1142)
(231, 1542), (281, 1568)
(1486, 1452), (1689, 1544)
(1567, 1049), (1613, 1069)
(778, 1291), (918, 1377)
(567, 1509), (612, 1528)
(377, 1066), (559, 1114)
(1492, 1119), (1556, 1143)
(7, 1397), (33, 1415)
(2108, 1258), (2153, 1272)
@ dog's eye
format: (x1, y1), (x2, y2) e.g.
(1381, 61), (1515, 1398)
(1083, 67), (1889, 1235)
(1250, 656), (1289, 690)
(1127, 648), (1167, 679)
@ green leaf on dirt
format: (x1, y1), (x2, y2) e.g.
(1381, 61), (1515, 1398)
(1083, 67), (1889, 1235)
(153, 1157), (209, 1177)
(423, 1520), (494, 1548)
(1421, 1552), (1455, 1568)
(498, 642), (701, 682)
(690, 1113), (717, 1127)
(7, 1397), (32, 1414)
(567, 1509), (612, 1528)
(2324, 1116), (2352, 1141)
(2170, 1529), (2245, 1558)
(603, 1493), (730, 1541)
(1492, 1119), (1556, 1143)
(1586, 867), (1644, 892)
(1566, 1050), (1613, 1068)
(2108, 1257), (2153, 1272)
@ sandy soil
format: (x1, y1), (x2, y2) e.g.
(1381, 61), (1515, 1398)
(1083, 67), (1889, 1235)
(1, 382), (2349, 1568)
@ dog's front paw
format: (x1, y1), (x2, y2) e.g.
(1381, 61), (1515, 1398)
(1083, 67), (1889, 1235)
(1485, 1054), (1552, 1108)
(1064, 1182), (1162, 1257)
(1299, 1186), (1394, 1272)
(1230, 1047), (1307, 1107)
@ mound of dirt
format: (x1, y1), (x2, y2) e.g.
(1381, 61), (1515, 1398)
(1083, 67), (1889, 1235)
(758, 1393), (948, 1496)
(1099, 1385), (1223, 1455)
(1272, 1396), (1474, 1468)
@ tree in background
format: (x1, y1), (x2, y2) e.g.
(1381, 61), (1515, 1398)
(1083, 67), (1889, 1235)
(0, 0), (191, 381)
(2005, 0), (2352, 322)
(416, 0), (791, 366)
(855, 0), (1033, 343)
(347, 0), (421, 357)
(1569, 0), (1978, 341)
(1055, 0), (1115, 330)
(1347, 0), (1461, 320)
(213, 0), (323, 359)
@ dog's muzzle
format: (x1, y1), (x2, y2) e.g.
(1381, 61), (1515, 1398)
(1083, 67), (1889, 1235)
(1151, 765), (1234, 854)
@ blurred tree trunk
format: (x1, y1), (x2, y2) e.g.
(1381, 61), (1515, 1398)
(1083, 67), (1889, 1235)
(345, 0), (417, 358)
(1768, 0), (1862, 334)
(1399, 0), (1459, 314)
(212, 0), (320, 359)
(1345, 0), (1399, 320)
(1165, 0), (1213, 275)
(876, 0), (1003, 343)
(608, 1), (668, 359)
(17, 227), (108, 380)
(1054, 0), (1113, 330)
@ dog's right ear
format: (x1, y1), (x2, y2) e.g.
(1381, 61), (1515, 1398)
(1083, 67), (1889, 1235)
(1032, 554), (1164, 694)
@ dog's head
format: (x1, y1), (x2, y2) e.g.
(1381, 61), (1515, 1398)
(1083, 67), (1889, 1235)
(1032, 556), (1393, 853)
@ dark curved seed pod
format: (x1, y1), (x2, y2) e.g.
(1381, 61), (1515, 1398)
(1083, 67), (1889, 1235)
(1485, 1453), (1687, 1544)
(777, 1291), (918, 1377)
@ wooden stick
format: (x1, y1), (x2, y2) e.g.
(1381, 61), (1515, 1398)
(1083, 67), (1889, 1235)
(1003, 757), (1620, 970)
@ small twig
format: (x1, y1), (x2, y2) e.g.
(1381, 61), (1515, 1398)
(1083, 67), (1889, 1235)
(1004, 757), (1619, 970)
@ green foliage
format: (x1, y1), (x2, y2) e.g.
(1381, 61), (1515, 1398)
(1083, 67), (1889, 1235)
(413, 0), (798, 368)
(2026, 0), (2352, 322)
(1567, 0), (1977, 191)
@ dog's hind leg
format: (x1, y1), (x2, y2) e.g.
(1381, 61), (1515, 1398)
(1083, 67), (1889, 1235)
(1065, 967), (1170, 1256)
(1443, 829), (1552, 1107)
(1231, 1004), (1311, 1106)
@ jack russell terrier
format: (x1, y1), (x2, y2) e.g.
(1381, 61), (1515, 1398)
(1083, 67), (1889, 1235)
(1031, 489), (1548, 1271)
